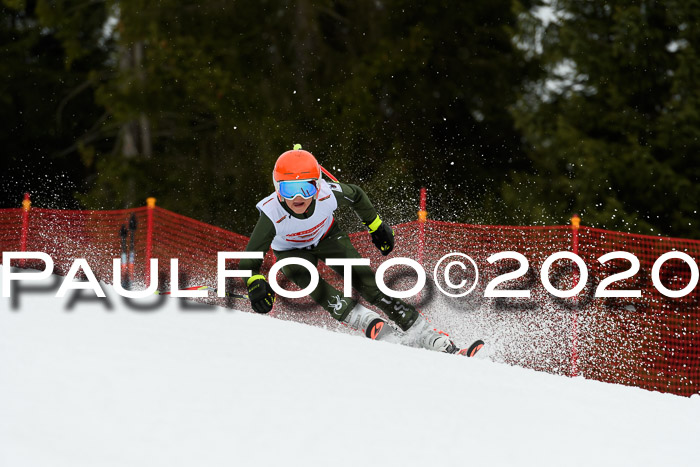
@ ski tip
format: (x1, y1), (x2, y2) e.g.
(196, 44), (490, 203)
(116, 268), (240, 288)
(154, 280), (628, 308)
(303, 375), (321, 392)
(458, 339), (485, 357)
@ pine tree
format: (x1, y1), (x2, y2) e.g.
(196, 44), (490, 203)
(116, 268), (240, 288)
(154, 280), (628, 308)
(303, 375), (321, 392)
(510, 0), (700, 238)
(0, 0), (108, 208)
(5, 0), (536, 233)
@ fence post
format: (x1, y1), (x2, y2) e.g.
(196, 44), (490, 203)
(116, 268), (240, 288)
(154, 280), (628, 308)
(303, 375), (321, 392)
(570, 214), (581, 377)
(19, 193), (31, 268)
(418, 188), (427, 266)
(145, 197), (156, 285)
(416, 188), (427, 304)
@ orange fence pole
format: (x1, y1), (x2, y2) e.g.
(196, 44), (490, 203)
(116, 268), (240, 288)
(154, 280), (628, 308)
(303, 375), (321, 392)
(19, 193), (31, 268)
(416, 188), (427, 304)
(146, 197), (156, 285)
(570, 214), (581, 377)
(418, 187), (427, 267)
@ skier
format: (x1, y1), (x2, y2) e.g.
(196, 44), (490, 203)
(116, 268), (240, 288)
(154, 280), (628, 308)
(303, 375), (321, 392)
(240, 145), (482, 356)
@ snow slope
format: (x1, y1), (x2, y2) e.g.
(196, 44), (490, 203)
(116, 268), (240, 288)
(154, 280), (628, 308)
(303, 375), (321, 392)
(1, 268), (699, 467)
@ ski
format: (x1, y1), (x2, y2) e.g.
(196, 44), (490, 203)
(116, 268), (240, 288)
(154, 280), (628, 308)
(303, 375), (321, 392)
(155, 285), (248, 299)
(128, 213), (137, 285)
(119, 214), (138, 290)
(119, 224), (129, 289)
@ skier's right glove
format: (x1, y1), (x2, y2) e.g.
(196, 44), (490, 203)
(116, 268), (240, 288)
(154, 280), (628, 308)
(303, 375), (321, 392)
(247, 274), (275, 314)
(364, 215), (395, 256)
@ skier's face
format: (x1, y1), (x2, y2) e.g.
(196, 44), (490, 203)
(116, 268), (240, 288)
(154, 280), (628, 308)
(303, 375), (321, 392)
(285, 195), (313, 214)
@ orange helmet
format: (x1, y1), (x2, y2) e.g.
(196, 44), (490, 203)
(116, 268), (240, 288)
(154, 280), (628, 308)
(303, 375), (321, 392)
(273, 145), (321, 200)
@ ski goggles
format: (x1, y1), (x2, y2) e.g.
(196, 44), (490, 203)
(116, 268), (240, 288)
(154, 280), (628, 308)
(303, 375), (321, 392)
(277, 179), (318, 200)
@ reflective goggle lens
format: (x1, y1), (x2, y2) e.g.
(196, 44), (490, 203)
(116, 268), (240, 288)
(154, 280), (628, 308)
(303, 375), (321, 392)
(278, 180), (318, 200)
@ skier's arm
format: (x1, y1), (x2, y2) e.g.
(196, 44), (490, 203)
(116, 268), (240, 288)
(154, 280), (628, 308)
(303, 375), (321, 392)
(239, 214), (275, 277)
(240, 214), (277, 313)
(333, 182), (394, 255)
(332, 182), (378, 225)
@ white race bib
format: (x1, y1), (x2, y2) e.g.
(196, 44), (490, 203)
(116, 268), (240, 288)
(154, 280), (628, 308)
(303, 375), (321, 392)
(257, 179), (339, 251)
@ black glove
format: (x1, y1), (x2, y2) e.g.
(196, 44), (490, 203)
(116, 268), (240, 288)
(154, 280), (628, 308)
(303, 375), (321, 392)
(247, 275), (275, 313)
(364, 215), (395, 256)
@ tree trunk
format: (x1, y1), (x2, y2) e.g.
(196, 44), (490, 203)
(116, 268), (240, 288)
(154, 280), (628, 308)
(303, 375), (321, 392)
(117, 39), (152, 206)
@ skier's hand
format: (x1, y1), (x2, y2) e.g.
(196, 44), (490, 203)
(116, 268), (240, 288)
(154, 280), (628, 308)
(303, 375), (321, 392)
(364, 216), (395, 255)
(247, 275), (275, 313)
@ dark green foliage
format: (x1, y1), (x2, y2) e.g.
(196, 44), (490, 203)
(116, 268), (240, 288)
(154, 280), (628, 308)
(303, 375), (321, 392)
(9, 0), (534, 234)
(2, 0), (698, 239)
(0, 0), (109, 208)
(510, 0), (700, 238)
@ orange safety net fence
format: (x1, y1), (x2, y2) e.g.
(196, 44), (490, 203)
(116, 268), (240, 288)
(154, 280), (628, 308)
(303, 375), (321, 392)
(1, 205), (698, 396)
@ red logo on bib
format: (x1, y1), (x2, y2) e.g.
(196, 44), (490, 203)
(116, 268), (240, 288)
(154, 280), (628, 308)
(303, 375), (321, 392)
(286, 219), (327, 243)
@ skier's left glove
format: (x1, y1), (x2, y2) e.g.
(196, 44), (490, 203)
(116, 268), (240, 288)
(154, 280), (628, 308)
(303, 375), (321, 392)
(247, 274), (275, 314)
(364, 215), (394, 256)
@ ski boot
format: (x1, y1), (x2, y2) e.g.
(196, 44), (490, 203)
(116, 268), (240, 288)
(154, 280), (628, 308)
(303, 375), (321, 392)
(403, 315), (450, 352)
(405, 316), (484, 357)
(343, 303), (391, 340)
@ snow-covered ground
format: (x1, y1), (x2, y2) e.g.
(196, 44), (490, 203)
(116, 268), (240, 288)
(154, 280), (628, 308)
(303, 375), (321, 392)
(1, 267), (699, 467)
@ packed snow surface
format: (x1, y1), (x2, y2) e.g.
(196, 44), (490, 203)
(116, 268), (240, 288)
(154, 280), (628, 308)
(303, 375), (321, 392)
(1, 268), (699, 467)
